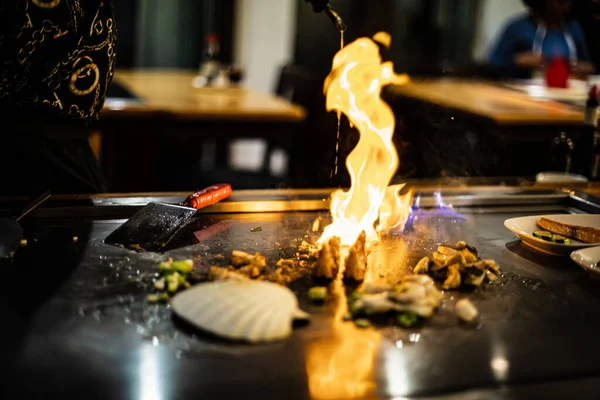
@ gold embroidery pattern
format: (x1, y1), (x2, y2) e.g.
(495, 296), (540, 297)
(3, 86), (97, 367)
(31, 0), (61, 9)
(0, 0), (117, 121)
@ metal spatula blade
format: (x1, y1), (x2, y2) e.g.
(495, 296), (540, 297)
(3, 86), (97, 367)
(104, 184), (233, 252)
(104, 202), (197, 251)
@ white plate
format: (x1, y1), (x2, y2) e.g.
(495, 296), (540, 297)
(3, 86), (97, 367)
(571, 246), (600, 275)
(535, 172), (588, 183)
(504, 214), (600, 256)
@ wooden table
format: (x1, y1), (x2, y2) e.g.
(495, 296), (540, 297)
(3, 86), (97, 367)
(385, 79), (591, 179)
(97, 70), (306, 192)
(387, 79), (584, 126)
(101, 70), (305, 122)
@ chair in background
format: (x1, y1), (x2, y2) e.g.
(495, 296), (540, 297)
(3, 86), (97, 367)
(179, 65), (320, 191)
(276, 64), (340, 188)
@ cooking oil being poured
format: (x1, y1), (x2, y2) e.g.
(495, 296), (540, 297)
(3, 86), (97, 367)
(331, 30), (345, 180)
(319, 32), (411, 247)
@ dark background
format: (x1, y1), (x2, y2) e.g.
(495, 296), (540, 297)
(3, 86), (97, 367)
(111, 0), (600, 81)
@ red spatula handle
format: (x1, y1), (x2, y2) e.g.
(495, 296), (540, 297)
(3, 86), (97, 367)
(181, 184), (232, 210)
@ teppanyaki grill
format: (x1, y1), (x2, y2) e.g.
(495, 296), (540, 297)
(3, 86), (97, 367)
(4, 186), (600, 399)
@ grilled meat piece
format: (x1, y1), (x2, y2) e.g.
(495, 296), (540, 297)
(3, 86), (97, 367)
(344, 231), (367, 282)
(315, 237), (341, 279)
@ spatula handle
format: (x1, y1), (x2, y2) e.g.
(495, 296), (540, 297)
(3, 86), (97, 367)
(181, 184), (232, 210)
(16, 190), (52, 222)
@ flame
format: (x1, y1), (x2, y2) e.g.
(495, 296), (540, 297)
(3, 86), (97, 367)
(305, 278), (380, 399)
(319, 35), (411, 246)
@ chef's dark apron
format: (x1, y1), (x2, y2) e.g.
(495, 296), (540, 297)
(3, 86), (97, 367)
(0, 112), (107, 195)
(0, 0), (116, 195)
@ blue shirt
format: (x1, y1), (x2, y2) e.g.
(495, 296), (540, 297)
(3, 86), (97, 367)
(489, 14), (591, 69)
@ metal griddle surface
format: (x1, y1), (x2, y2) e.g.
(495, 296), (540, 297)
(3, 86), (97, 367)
(2, 203), (600, 399)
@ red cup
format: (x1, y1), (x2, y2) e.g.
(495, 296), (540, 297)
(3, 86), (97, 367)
(545, 57), (570, 88)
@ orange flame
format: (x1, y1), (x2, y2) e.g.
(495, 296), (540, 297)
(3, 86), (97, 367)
(319, 35), (411, 247)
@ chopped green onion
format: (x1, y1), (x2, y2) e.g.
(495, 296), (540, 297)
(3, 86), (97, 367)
(157, 293), (170, 303)
(147, 293), (170, 304)
(167, 273), (181, 293)
(354, 318), (372, 329)
(347, 290), (364, 306)
(308, 287), (327, 303)
(159, 261), (173, 273)
(153, 278), (166, 291)
(172, 259), (193, 274)
(147, 294), (160, 303)
(396, 312), (419, 328)
(251, 226), (263, 232)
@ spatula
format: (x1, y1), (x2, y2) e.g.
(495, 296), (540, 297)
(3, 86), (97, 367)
(0, 190), (52, 259)
(104, 184), (232, 252)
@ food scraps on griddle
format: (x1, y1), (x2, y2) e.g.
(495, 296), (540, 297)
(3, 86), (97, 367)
(412, 241), (500, 290)
(147, 258), (194, 303)
(346, 274), (443, 328)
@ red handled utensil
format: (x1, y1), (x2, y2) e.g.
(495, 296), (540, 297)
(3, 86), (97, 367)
(104, 184), (232, 252)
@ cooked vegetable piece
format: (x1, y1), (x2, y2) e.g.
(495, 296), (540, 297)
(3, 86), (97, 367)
(533, 230), (553, 241)
(444, 252), (466, 267)
(396, 312), (419, 328)
(551, 234), (571, 244)
(308, 287), (327, 303)
(431, 252), (448, 270)
(437, 245), (457, 256)
(354, 318), (372, 329)
(159, 259), (173, 273)
(167, 273), (181, 293)
(147, 293), (169, 304)
(231, 250), (253, 267)
(464, 268), (485, 286)
(443, 265), (461, 289)
(250, 253), (267, 270)
(483, 260), (500, 274)
(461, 248), (478, 263)
(456, 299), (478, 322)
(154, 278), (166, 291)
(250, 226), (263, 232)
(466, 245), (479, 258)
(348, 290), (364, 308)
(455, 241), (467, 250)
(485, 270), (499, 282)
(413, 256), (430, 274)
(147, 294), (160, 303)
(172, 259), (194, 274)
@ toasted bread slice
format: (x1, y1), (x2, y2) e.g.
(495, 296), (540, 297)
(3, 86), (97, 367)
(537, 217), (600, 244)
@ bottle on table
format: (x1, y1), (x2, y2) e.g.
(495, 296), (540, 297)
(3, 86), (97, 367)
(193, 33), (227, 88)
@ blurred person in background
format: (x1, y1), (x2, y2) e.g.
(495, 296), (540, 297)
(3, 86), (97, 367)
(0, 0), (116, 195)
(489, 0), (594, 79)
